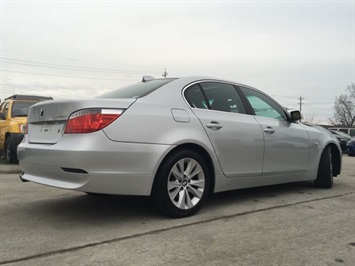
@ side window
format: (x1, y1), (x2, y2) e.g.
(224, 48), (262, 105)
(350, 129), (355, 136)
(11, 101), (34, 117)
(199, 82), (246, 114)
(184, 84), (208, 109)
(338, 129), (348, 134)
(240, 86), (287, 120)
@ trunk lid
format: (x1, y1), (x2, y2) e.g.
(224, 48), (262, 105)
(27, 99), (136, 144)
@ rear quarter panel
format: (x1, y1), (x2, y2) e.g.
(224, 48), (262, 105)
(102, 79), (224, 178)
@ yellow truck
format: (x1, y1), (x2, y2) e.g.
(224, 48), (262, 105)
(0, 94), (53, 164)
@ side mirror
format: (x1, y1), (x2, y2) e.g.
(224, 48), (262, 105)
(290, 110), (302, 122)
(0, 112), (5, 120)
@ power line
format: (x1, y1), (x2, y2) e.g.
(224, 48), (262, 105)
(2, 49), (80, 61)
(2, 49), (159, 71)
(0, 57), (161, 74)
(0, 60), (147, 74)
(0, 70), (138, 81)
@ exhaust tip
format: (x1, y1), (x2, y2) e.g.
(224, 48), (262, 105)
(61, 167), (88, 174)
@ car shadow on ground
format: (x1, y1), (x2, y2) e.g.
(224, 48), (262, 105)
(21, 181), (317, 224)
(209, 181), (316, 205)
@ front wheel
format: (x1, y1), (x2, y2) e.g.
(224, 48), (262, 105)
(152, 149), (211, 218)
(314, 146), (333, 188)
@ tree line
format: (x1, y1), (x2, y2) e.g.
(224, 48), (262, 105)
(330, 83), (355, 127)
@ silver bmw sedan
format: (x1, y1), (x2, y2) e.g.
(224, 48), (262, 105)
(17, 76), (342, 217)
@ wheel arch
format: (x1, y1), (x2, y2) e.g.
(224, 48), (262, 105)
(328, 143), (341, 177)
(152, 143), (216, 195)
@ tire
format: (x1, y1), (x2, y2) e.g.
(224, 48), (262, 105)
(152, 149), (211, 218)
(5, 137), (18, 164)
(314, 146), (333, 188)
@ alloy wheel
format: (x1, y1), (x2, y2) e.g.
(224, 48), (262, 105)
(167, 158), (205, 210)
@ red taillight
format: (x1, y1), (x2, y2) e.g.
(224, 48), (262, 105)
(64, 109), (123, 134)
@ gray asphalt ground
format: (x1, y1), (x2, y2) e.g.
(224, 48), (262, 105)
(0, 159), (20, 174)
(0, 156), (354, 266)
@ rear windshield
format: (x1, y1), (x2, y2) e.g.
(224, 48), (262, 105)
(12, 101), (38, 117)
(98, 78), (176, 99)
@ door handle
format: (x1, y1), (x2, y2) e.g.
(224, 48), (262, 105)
(264, 126), (275, 134)
(206, 122), (223, 130)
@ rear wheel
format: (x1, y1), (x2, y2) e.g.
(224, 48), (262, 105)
(5, 137), (18, 164)
(315, 146), (333, 188)
(152, 149), (210, 218)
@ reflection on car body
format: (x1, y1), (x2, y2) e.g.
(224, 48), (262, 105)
(346, 138), (355, 156)
(329, 130), (352, 154)
(18, 77), (342, 217)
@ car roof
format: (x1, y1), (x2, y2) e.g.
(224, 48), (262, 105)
(172, 76), (251, 88)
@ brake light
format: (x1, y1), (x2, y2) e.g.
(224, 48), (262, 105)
(64, 109), (123, 134)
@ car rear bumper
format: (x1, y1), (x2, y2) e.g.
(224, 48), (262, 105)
(17, 132), (174, 196)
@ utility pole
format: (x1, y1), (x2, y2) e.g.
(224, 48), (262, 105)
(298, 95), (304, 112)
(162, 68), (168, 78)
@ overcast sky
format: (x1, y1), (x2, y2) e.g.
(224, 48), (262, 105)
(0, 0), (353, 124)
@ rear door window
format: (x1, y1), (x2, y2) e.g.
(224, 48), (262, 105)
(184, 82), (247, 114)
(200, 82), (246, 114)
(184, 84), (209, 109)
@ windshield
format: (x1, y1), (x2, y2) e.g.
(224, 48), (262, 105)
(11, 101), (38, 117)
(98, 79), (176, 99)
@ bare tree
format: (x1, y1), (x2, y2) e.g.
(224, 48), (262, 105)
(348, 83), (355, 98)
(302, 111), (318, 125)
(332, 83), (355, 127)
